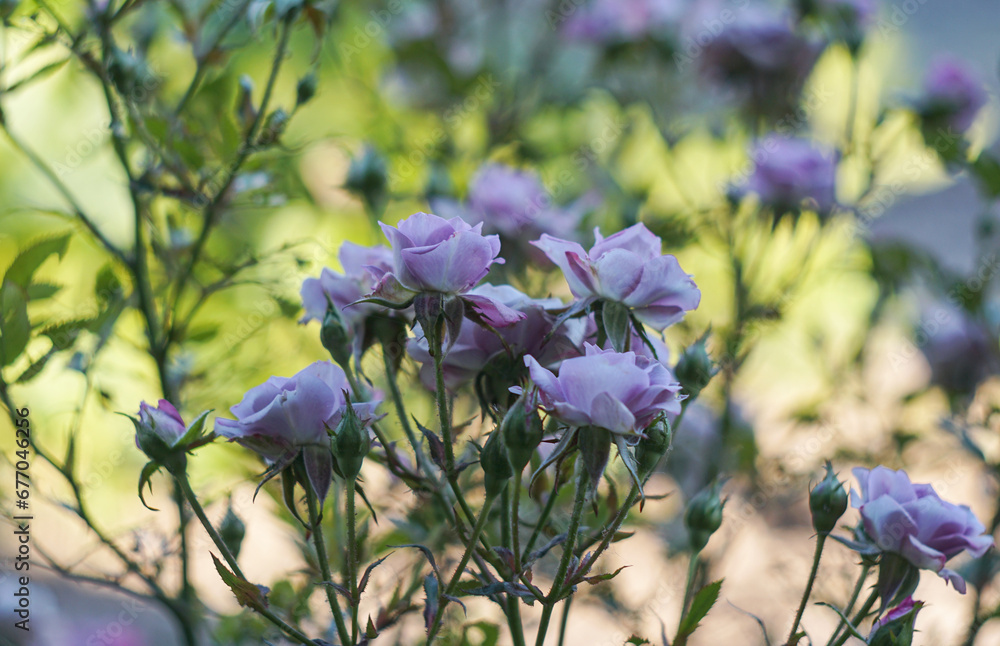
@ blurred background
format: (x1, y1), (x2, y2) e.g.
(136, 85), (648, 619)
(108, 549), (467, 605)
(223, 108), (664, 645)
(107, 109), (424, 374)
(1, 0), (1000, 644)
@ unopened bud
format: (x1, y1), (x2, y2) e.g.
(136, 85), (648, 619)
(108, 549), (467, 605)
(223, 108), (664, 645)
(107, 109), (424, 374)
(502, 393), (544, 472)
(219, 500), (246, 559)
(333, 402), (369, 481)
(296, 73), (317, 106)
(481, 428), (513, 499)
(674, 335), (716, 400)
(684, 480), (725, 552)
(636, 417), (672, 480)
(257, 108), (289, 146)
(809, 461), (848, 534)
(869, 597), (922, 646)
(320, 307), (352, 369)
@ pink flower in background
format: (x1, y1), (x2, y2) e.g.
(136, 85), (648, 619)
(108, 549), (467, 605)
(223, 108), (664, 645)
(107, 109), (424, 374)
(744, 136), (838, 213)
(214, 361), (381, 501)
(852, 466), (994, 593)
(921, 56), (987, 133)
(533, 223), (700, 330)
(526, 343), (682, 436)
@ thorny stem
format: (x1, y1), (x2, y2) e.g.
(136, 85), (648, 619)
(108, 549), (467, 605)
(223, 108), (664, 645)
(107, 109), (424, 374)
(347, 476), (360, 643)
(830, 589), (878, 646)
(678, 550), (701, 635)
(305, 485), (353, 646)
(785, 533), (828, 646)
(535, 463), (589, 646)
(426, 494), (497, 644)
(825, 565), (871, 646)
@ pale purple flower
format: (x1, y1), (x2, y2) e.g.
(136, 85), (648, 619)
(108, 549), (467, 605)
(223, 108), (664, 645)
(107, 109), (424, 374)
(300, 242), (393, 324)
(744, 137), (838, 213)
(852, 466), (994, 593)
(532, 223), (700, 330)
(300, 242), (396, 354)
(431, 164), (588, 269)
(214, 361), (381, 501)
(138, 399), (186, 447)
(408, 284), (586, 390)
(698, 10), (821, 118)
(922, 56), (988, 133)
(367, 211), (524, 328)
(526, 343), (682, 435)
(563, 0), (683, 44)
(918, 303), (998, 396)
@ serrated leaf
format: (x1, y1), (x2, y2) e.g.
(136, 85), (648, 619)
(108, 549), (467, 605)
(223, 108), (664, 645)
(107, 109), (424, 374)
(389, 543), (440, 581)
(423, 574), (439, 634)
(4, 58), (71, 93)
(355, 482), (379, 524)
(359, 554), (392, 597)
(3, 233), (71, 288)
(15, 350), (53, 383)
(0, 284), (30, 366)
(212, 553), (270, 611)
(675, 579), (723, 643)
(460, 581), (536, 605)
(40, 317), (94, 351)
(625, 637), (650, 645)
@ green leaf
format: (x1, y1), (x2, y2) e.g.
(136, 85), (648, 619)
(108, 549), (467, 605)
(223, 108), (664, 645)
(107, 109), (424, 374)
(212, 553), (270, 611)
(366, 616), (379, 640)
(177, 409), (213, 447)
(972, 152), (1000, 198)
(14, 349), (53, 383)
(625, 637), (651, 645)
(3, 233), (71, 288)
(26, 282), (61, 300)
(601, 300), (632, 352)
(40, 317), (94, 351)
(676, 579), (723, 644)
(4, 58), (71, 93)
(0, 284), (30, 366)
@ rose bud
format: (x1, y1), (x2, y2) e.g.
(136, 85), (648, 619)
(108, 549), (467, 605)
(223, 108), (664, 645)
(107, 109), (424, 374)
(685, 480), (726, 552)
(481, 427), (513, 499)
(502, 392), (544, 473)
(809, 461), (849, 534)
(333, 401), (370, 482)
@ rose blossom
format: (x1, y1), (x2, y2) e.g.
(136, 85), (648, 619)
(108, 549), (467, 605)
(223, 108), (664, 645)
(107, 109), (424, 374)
(918, 302), (998, 397)
(525, 343), (682, 436)
(368, 211), (524, 328)
(744, 136), (838, 213)
(300, 242), (395, 353)
(407, 284), (586, 390)
(214, 361), (381, 501)
(431, 163), (588, 269)
(852, 466), (994, 593)
(532, 223), (700, 330)
(921, 56), (987, 133)
(137, 399), (187, 447)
